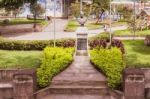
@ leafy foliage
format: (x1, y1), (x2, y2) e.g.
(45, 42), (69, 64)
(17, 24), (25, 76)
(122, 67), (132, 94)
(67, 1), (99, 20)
(90, 47), (125, 89)
(37, 47), (74, 87)
(0, 38), (75, 50)
(0, 0), (37, 18)
(116, 5), (133, 20)
(89, 32), (110, 42)
(112, 39), (125, 54)
(89, 39), (107, 49)
(30, 3), (45, 17)
(70, 0), (91, 18)
(92, 0), (109, 23)
(89, 33), (125, 53)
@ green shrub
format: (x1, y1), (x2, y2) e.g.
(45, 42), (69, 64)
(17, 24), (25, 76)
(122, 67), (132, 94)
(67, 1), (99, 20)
(0, 38), (75, 50)
(90, 47), (125, 89)
(89, 32), (110, 42)
(2, 19), (10, 25)
(37, 47), (74, 87)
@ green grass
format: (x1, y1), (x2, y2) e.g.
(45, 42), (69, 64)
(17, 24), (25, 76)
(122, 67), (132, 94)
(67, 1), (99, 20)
(65, 20), (127, 32)
(0, 50), (42, 69)
(0, 19), (49, 26)
(64, 20), (102, 32)
(115, 29), (150, 37)
(123, 40), (150, 68)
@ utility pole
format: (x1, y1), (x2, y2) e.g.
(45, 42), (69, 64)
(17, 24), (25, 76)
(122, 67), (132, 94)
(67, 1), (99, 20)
(80, 0), (83, 15)
(54, 0), (56, 47)
(133, 0), (136, 40)
(45, 0), (47, 20)
(109, 0), (112, 44)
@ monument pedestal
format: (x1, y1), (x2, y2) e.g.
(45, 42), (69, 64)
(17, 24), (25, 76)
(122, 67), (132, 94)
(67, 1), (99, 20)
(76, 27), (88, 56)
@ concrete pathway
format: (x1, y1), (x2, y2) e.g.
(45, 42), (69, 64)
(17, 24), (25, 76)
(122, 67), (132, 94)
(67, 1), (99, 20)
(2, 19), (128, 40)
(37, 55), (119, 99)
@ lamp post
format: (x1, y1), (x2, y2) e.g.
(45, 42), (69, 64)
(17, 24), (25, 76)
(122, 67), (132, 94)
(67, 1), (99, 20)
(45, 0), (47, 19)
(133, 0), (136, 40)
(80, 0), (83, 15)
(54, 0), (56, 47)
(109, 0), (112, 44)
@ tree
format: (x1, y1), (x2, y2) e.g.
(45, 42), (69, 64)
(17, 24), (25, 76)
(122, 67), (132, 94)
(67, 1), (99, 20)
(30, 3), (45, 18)
(70, 0), (91, 18)
(30, 3), (45, 31)
(0, 0), (37, 18)
(92, 0), (110, 24)
(116, 5), (133, 21)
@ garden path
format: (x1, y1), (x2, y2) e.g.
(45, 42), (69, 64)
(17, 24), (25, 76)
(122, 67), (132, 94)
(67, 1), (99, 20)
(39, 55), (119, 99)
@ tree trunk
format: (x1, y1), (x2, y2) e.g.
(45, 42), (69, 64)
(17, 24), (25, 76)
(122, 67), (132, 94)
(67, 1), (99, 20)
(34, 14), (37, 32)
(96, 11), (104, 24)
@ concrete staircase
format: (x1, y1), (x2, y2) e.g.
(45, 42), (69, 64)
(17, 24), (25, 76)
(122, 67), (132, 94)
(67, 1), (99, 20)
(34, 56), (123, 99)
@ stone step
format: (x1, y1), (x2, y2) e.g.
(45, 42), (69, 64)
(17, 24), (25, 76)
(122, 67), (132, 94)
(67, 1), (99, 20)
(48, 86), (109, 95)
(42, 94), (114, 99)
(35, 86), (110, 99)
(51, 80), (107, 87)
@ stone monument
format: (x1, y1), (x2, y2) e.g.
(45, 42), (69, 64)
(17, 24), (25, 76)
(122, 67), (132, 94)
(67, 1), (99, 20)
(76, 16), (88, 56)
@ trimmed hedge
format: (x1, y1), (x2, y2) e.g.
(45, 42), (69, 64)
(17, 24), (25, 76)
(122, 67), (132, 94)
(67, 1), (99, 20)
(89, 32), (110, 42)
(90, 47), (125, 89)
(0, 38), (75, 50)
(89, 39), (125, 54)
(37, 47), (74, 87)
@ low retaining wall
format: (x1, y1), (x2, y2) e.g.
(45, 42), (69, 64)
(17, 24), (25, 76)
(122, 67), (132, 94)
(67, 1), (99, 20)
(0, 24), (44, 35)
(0, 69), (36, 99)
(123, 68), (150, 99)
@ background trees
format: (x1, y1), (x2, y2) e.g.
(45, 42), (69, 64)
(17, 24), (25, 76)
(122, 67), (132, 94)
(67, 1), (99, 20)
(0, 0), (37, 18)
(70, 0), (91, 18)
(92, 0), (110, 23)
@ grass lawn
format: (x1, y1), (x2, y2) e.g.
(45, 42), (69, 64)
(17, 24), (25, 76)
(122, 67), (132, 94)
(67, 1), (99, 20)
(64, 20), (102, 32)
(0, 19), (49, 26)
(123, 40), (150, 68)
(115, 29), (150, 37)
(65, 20), (127, 32)
(0, 50), (42, 69)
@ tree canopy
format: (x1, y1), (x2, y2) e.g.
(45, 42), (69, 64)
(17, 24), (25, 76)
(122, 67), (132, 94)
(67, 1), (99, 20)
(0, 0), (37, 10)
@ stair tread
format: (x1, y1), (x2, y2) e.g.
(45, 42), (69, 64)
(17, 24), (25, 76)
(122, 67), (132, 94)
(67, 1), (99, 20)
(42, 94), (115, 99)
(49, 85), (108, 89)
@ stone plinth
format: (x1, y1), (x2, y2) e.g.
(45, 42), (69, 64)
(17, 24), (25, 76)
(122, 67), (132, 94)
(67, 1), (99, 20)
(76, 27), (88, 56)
(13, 74), (34, 99)
(123, 68), (145, 99)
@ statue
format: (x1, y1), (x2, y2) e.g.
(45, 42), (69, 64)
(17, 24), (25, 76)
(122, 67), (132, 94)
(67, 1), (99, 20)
(77, 15), (87, 27)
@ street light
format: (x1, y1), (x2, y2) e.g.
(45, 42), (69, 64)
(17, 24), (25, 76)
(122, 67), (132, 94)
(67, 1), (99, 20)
(80, 0), (83, 15)
(133, 0), (136, 40)
(45, 0), (47, 19)
(109, 0), (112, 44)
(54, 0), (56, 47)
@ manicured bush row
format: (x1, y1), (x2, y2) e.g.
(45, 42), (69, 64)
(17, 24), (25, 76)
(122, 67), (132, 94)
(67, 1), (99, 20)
(0, 38), (75, 50)
(89, 32), (110, 42)
(37, 47), (74, 87)
(90, 47), (125, 89)
(89, 39), (107, 49)
(89, 39), (125, 54)
(112, 39), (125, 54)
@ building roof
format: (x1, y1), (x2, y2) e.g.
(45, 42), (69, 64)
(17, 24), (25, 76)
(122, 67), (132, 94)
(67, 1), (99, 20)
(111, 0), (138, 4)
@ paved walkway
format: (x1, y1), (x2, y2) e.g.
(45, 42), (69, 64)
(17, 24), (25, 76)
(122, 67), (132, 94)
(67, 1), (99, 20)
(2, 19), (128, 40)
(39, 55), (118, 99)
